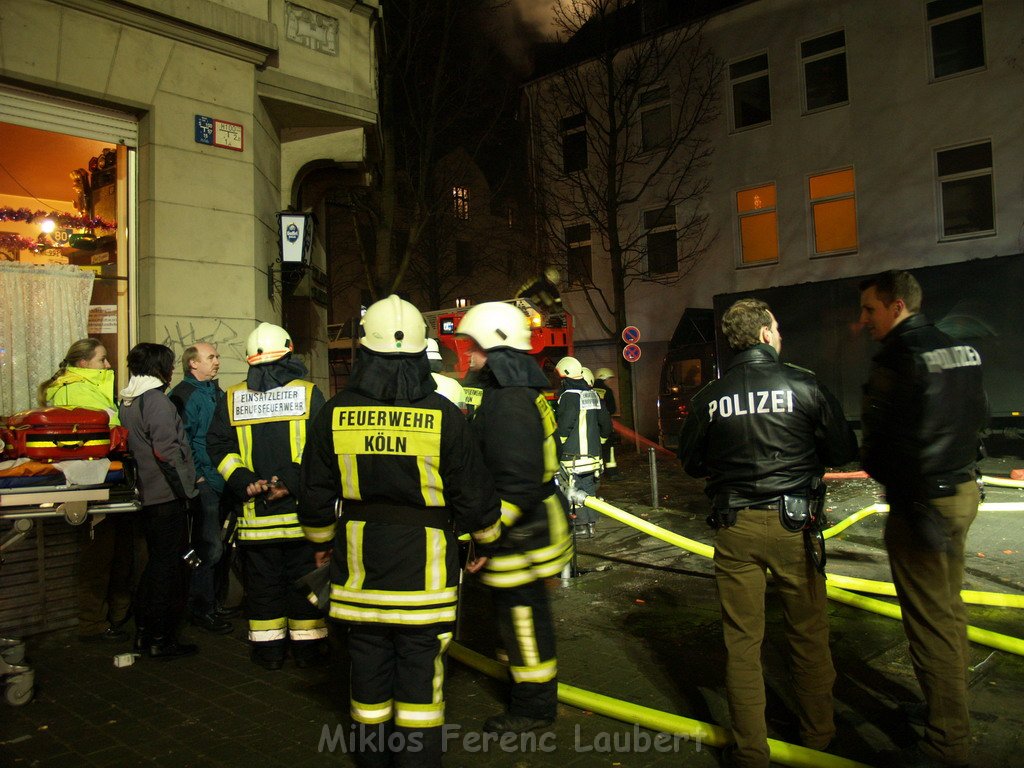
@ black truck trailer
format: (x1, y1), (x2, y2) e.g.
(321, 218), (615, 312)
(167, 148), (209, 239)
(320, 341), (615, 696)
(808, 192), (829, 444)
(658, 253), (1024, 449)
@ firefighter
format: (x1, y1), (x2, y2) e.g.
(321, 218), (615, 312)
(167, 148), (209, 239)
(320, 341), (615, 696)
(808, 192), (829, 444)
(207, 322), (328, 670)
(592, 366), (619, 479)
(299, 295), (502, 767)
(426, 337), (444, 373)
(456, 301), (572, 734)
(554, 357), (611, 534)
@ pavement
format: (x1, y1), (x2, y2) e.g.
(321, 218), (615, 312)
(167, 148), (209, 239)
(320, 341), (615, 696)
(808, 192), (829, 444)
(2, 449), (1024, 767)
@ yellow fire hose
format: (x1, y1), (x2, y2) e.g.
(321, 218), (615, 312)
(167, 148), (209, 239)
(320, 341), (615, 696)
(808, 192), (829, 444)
(448, 642), (874, 768)
(571, 493), (1024, 654)
(982, 475), (1024, 489)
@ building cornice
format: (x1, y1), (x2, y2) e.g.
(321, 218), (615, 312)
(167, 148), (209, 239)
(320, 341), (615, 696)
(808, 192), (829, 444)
(46, 0), (278, 67)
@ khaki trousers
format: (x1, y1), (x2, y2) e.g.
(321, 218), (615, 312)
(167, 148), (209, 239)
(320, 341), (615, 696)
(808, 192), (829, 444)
(885, 480), (979, 765)
(714, 509), (835, 768)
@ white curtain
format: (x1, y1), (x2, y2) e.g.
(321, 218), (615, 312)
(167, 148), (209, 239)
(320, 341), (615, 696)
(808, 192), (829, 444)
(0, 263), (94, 416)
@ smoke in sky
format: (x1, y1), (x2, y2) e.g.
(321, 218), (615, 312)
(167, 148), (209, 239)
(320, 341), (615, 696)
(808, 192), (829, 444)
(481, 0), (562, 76)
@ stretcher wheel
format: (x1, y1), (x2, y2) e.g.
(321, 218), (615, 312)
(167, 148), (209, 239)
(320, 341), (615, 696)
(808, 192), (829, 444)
(1, 642), (25, 664)
(5, 671), (34, 706)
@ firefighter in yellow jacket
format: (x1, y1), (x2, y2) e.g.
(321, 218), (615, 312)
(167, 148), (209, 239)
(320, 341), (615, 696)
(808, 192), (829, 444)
(299, 296), (502, 768)
(207, 322), (328, 670)
(456, 301), (572, 734)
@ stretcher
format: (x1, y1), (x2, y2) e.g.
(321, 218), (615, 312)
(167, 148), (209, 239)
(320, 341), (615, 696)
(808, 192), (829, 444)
(0, 458), (141, 706)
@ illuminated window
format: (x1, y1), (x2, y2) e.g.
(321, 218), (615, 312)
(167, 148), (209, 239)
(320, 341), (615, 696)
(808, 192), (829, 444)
(801, 30), (847, 112)
(736, 183), (778, 264)
(643, 206), (676, 275)
(809, 168), (858, 255)
(730, 53), (770, 130)
(640, 86), (670, 152)
(565, 223), (592, 285)
(452, 186), (469, 219)
(928, 0), (984, 80)
(936, 141), (994, 239)
(561, 113), (587, 173)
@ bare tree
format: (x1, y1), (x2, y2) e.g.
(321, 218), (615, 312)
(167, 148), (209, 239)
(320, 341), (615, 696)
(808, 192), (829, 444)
(527, 0), (722, 427)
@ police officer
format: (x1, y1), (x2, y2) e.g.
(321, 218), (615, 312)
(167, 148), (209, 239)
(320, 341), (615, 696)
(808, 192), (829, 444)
(207, 322), (328, 670)
(859, 271), (986, 768)
(457, 301), (572, 734)
(592, 366), (619, 479)
(299, 296), (502, 767)
(554, 357), (611, 534)
(677, 299), (856, 768)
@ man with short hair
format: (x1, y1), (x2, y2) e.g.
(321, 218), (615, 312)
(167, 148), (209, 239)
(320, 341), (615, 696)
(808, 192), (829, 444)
(169, 343), (232, 634)
(859, 271), (987, 768)
(678, 298), (856, 768)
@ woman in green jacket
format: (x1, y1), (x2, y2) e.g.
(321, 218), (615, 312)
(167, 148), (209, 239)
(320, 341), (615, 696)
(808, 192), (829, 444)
(38, 338), (120, 425)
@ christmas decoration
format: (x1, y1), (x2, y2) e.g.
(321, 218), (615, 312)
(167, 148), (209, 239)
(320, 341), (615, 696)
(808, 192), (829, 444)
(0, 207), (115, 230)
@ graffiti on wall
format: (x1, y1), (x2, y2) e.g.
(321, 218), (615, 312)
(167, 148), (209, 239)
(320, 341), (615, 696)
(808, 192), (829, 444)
(161, 319), (247, 363)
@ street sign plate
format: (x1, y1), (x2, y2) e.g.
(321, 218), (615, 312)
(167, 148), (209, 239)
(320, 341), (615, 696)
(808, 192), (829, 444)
(623, 343), (642, 362)
(622, 326), (641, 344)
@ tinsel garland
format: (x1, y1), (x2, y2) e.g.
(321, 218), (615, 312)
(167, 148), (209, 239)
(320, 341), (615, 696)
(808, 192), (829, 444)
(0, 232), (43, 253)
(0, 207), (116, 230)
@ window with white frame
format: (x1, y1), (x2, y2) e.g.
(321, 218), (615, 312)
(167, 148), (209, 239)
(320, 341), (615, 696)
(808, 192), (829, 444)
(561, 113), (587, 173)
(801, 30), (848, 112)
(640, 85), (670, 152)
(565, 223), (592, 285)
(730, 53), (771, 130)
(936, 141), (994, 239)
(452, 186), (469, 219)
(736, 183), (778, 264)
(927, 0), (984, 80)
(808, 168), (858, 255)
(644, 206), (677, 275)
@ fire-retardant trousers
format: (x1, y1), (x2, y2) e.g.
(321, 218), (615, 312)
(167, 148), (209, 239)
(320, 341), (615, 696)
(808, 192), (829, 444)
(491, 579), (559, 721)
(243, 540), (327, 663)
(346, 623), (453, 768)
(885, 480), (979, 766)
(713, 508), (835, 768)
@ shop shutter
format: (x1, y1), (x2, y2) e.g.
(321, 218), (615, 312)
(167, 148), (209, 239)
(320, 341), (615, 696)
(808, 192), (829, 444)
(0, 84), (138, 145)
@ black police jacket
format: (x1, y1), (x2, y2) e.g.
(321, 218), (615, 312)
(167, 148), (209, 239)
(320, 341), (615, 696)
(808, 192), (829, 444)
(677, 344), (857, 505)
(861, 313), (987, 499)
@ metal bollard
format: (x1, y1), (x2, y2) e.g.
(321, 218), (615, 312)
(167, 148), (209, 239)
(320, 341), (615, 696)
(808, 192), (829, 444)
(648, 447), (659, 508)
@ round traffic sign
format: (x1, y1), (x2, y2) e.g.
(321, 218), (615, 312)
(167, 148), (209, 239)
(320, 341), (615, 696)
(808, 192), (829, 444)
(622, 325), (641, 344)
(622, 343), (642, 363)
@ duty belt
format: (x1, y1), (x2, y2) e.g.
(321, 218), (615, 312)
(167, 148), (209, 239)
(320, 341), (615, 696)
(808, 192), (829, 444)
(342, 500), (451, 530)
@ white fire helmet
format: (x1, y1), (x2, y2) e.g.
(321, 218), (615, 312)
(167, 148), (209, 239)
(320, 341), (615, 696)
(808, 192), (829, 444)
(426, 338), (443, 362)
(581, 367), (595, 387)
(432, 373), (466, 412)
(360, 295), (428, 354)
(555, 356), (583, 379)
(594, 367), (615, 381)
(456, 302), (532, 351)
(246, 322), (293, 366)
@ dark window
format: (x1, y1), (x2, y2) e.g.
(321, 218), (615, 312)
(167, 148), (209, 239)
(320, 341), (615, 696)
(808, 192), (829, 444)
(561, 113), (587, 173)
(565, 223), (592, 285)
(643, 207), (677, 275)
(801, 31), (848, 112)
(640, 86), (670, 152)
(928, 0), (984, 79)
(936, 141), (994, 238)
(455, 241), (472, 276)
(730, 54), (770, 130)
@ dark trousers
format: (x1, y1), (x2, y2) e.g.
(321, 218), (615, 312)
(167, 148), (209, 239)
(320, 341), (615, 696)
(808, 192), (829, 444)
(187, 483), (226, 614)
(885, 481), (979, 765)
(77, 512), (145, 635)
(714, 509), (835, 768)
(137, 500), (189, 638)
(491, 580), (558, 720)
(347, 624), (453, 768)
(243, 540), (326, 659)
(557, 470), (599, 526)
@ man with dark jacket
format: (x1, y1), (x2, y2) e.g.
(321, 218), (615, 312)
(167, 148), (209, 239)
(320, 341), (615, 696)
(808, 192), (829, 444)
(300, 295), (502, 768)
(554, 357), (611, 533)
(170, 342), (232, 634)
(592, 367), (619, 479)
(457, 301), (572, 735)
(677, 299), (856, 768)
(860, 271), (986, 768)
(207, 323), (328, 670)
